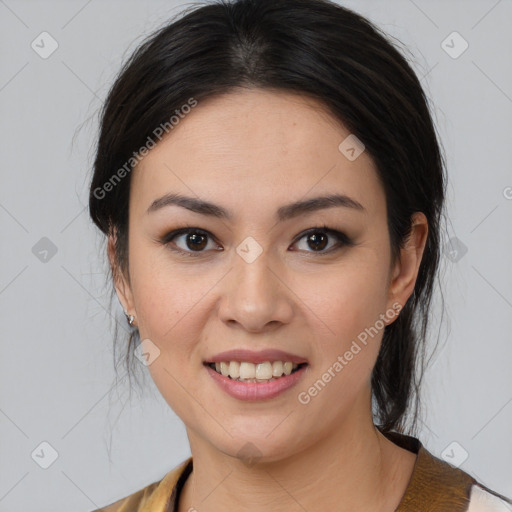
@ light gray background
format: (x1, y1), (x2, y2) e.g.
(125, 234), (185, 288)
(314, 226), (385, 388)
(1, 0), (511, 510)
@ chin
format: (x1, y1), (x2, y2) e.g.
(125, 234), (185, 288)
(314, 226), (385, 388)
(209, 429), (305, 466)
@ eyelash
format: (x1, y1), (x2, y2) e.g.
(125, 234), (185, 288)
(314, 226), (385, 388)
(159, 224), (355, 258)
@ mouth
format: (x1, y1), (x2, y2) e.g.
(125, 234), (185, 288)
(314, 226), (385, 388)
(203, 361), (309, 383)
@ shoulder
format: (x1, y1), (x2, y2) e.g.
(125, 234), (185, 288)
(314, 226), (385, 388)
(467, 484), (512, 512)
(382, 430), (512, 511)
(89, 457), (192, 512)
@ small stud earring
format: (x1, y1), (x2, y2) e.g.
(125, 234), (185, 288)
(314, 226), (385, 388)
(124, 309), (136, 327)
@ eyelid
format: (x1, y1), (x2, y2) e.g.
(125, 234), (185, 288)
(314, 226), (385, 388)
(160, 225), (354, 256)
(292, 226), (352, 245)
(160, 227), (221, 257)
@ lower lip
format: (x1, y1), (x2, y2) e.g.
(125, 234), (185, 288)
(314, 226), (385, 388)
(204, 364), (307, 401)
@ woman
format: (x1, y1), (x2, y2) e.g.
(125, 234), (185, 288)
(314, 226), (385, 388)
(88, 0), (512, 510)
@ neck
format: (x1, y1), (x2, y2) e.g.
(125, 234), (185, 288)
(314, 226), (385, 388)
(178, 395), (414, 512)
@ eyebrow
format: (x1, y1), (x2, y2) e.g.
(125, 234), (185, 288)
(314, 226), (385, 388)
(146, 192), (365, 221)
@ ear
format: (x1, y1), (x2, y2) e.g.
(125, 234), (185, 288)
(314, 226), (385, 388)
(385, 212), (428, 323)
(107, 230), (135, 315)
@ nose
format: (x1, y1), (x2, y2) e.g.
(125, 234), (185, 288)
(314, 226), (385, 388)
(217, 247), (294, 333)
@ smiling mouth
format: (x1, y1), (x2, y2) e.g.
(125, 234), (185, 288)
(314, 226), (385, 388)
(205, 361), (308, 383)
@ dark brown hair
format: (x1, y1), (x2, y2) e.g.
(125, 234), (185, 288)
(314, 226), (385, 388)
(89, 0), (447, 436)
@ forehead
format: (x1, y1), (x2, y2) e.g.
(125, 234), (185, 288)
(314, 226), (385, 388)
(131, 88), (383, 218)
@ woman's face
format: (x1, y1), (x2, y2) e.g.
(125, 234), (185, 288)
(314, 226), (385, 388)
(112, 89), (425, 462)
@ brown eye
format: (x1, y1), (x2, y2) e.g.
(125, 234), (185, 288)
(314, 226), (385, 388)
(305, 232), (328, 251)
(161, 225), (353, 258)
(162, 228), (219, 256)
(184, 232), (208, 251)
(292, 226), (353, 254)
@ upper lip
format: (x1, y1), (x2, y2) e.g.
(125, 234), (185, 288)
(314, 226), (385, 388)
(205, 349), (308, 365)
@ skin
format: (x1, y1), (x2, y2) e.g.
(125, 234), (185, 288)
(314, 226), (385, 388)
(109, 88), (428, 512)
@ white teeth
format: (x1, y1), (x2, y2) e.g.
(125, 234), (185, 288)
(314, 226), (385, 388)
(239, 362), (255, 379)
(272, 361), (283, 377)
(255, 362), (273, 380)
(220, 361), (229, 377)
(283, 362), (293, 376)
(210, 360), (301, 381)
(228, 361), (240, 379)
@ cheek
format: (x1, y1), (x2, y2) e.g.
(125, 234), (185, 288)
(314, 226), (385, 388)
(128, 252), (204, 361)
(318, 260), (389, 330)
(130, 243), (181, 314)
(132, 263), (209, 420)
(299, 283), (387, 421)
(304, 257), (391, 381)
